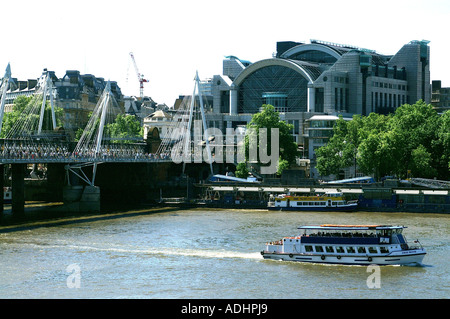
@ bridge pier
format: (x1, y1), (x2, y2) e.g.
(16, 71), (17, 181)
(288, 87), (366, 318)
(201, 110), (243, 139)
(11, 163), (25, 218)
(62, 185), (101, 213)
(63, 166), (101, 213)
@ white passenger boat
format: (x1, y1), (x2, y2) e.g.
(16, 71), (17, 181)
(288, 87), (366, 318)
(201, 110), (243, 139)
(261, 224), (426, 265)
(267, 192), (358, 212)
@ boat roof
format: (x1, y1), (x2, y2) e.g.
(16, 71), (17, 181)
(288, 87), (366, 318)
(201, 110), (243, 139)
(298, 224), (405, 230)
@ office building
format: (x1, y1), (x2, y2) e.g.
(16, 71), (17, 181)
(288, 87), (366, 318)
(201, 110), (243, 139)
(205, 39), (432, 178)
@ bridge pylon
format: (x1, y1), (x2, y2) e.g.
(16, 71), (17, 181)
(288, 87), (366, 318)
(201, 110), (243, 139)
(68, 81), (119, 187)
(156, 71), (214, 176)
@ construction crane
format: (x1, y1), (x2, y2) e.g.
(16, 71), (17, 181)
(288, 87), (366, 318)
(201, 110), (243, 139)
(129, 52), (148, 100)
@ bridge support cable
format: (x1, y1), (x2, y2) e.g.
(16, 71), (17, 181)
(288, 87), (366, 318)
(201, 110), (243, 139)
(4, 70), (57, 141)
(156, 71), (214, 176)
(69, 81), (117, 186)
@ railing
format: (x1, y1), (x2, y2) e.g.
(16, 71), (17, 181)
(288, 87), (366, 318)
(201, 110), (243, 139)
(0, 154), (173, 164)
(409, 178), (450, 189)
(0, 139), (173, 163)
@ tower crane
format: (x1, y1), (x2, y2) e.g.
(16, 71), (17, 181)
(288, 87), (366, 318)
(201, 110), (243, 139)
(129, 52), (148, 100)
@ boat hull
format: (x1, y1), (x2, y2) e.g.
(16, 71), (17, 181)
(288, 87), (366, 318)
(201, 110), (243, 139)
(261, 250), (426, 266)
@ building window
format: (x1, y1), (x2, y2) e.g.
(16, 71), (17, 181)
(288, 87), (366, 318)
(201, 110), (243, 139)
(262, 92), (288, 112)
(220, 90), (230, 113)
(315, 88), (324, 112)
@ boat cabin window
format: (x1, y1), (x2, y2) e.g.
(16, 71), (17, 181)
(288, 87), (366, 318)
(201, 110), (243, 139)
(346, 247), (355, 254)
(368, 247), (378, 254)
(380, 247), (389, 253)
(315, 246), (324, 253)
(357, 247), (366, 254)
(336, 246), (345, 253)
(305, 245), (313, 252)
(325, 246), (334, 253)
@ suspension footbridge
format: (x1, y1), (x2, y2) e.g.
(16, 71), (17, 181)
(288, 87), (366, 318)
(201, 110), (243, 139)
(1, 64), (220, 215)
(0, 65), (218, 167)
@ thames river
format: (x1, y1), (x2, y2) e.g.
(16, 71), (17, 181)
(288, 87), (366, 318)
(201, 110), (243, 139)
(0, 207), (448, 299)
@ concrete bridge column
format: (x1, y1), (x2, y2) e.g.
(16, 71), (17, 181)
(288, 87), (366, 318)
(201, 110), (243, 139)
(11, 163), (25, 218)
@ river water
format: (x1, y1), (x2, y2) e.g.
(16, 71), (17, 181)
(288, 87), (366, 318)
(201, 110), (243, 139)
(0, 207), (448, 299)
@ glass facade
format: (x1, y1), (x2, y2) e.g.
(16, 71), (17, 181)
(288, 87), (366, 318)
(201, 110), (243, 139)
(237, 65), (308, 113)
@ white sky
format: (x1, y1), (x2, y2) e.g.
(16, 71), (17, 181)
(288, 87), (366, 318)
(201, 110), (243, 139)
(1, 0), (449, 106)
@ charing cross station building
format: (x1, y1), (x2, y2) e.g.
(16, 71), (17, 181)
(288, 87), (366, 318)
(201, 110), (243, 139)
(204, 39), (431, 179)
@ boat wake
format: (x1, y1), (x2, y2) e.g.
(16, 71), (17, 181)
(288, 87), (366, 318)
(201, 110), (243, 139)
(62, 243), (263, 261)
(6, 241), (262, 261)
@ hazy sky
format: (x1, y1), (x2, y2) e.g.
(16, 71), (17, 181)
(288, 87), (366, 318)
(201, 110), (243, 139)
(1, 0), (449, 105)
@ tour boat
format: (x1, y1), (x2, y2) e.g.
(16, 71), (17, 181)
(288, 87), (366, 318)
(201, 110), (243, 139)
(267, 191), (358, 212)
(261, 224), (426, 265)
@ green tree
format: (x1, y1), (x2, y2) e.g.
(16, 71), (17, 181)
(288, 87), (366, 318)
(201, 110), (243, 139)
(235, 162), (249, 179)
(106, 114), (143, 143)
(0, 95), (64, 138)
(277, 158), (290, 176)
(357, 131), (393, 180)
(244, 104), (299, 173)
(432, 110), (450, 178)
(388, 100), (440, 178)
(356, 113), (393, 179)
(315, 115), (363, 176)
(315, 100), (446, 180)
(315, 131), (346, 176)
(410, 144), (437, 178)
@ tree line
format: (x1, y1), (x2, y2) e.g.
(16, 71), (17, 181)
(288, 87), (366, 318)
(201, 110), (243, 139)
(315, 100), (450, 181)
